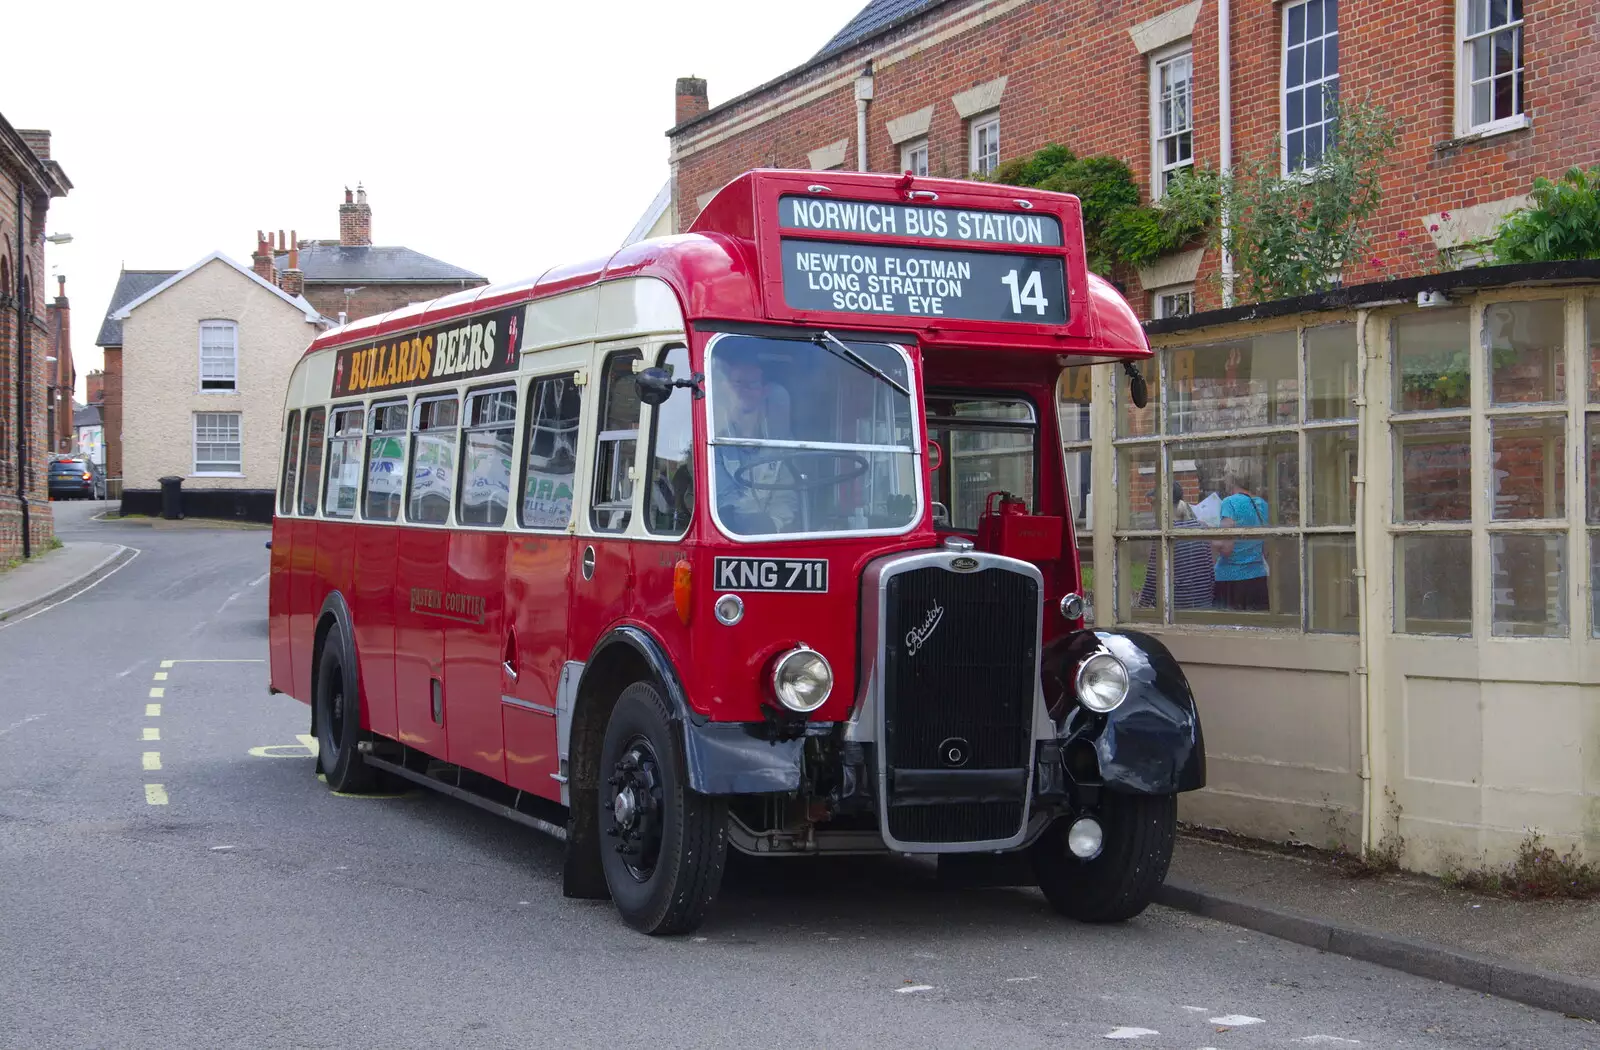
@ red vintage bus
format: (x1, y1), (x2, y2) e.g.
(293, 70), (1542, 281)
(269, 169), (1204, 934)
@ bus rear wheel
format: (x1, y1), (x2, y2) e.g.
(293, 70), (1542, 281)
(597, 681), (728, 935)
(314, 634), (377, 794)
(1032, 792), (1176, 923)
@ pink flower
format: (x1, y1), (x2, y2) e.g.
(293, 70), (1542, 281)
(1398, 230), (1410, 240)
(1429, 223), (1440, 232)
(1370, 256), (1385, 266)
(1440, 210), (1452, 221)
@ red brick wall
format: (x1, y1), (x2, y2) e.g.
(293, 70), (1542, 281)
(301, 281), (489, 325)
(0, 162), (58, 560)
(102, 347), (123, 482)
(670, 0), (1600, 317)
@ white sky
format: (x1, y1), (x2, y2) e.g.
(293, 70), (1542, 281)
(10, 0), (870, 400)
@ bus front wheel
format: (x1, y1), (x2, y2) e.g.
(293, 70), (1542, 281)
(597, 681), (728, 935)
(314, 634), (377, 794)
(1032, 792), (1176, 923)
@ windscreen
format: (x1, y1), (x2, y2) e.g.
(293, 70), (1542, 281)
(707, 333), (919, 538)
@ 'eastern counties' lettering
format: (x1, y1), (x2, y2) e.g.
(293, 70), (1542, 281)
(780, 195), (1063, 248)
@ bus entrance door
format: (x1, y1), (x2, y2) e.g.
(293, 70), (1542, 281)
(501, 534), (572, 801)
(394, 529), (449, 760)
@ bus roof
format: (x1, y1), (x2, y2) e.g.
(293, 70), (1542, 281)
(303, 170), (1147, 360)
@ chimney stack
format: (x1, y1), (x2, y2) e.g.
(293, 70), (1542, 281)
(17, 129), (50, 160)
(87, 370), (104, 406)
(674, 77), (709, 125)
(56, 275), (66, 301)
(340, 183), (372, 246)
(251, 230), (277, 283)
(281, 242), (304, 297)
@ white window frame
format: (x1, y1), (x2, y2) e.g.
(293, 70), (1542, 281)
(1280, 0), (1340, 175)
(198, 320), (238, 393)
(193, 411), (243, 476)
(969, 113), (999, 176)
(901, 138), (929, 178)
(1456, 0), (1529, 137)
(1152, 285), (1196, 320)
(1149, 44), (1194, 198)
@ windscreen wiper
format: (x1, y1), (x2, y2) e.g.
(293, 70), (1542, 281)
(813, 330), (911, 399)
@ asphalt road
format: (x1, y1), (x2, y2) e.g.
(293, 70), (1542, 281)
(0, 503), (1595, 1049)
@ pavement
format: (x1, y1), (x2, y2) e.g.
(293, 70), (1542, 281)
(0, 504), (1597, 1047)
(0, 505), (135, 621)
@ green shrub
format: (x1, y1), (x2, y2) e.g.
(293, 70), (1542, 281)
(1491, 166), (1600, 264)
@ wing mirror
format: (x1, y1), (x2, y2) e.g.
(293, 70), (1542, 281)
(1122, 361), (1149, 409)
(636, 366), (705, 406)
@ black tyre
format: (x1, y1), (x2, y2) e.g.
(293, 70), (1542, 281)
(313, 633), (377, 794)
(1032, 792), (1176, 923)
(597, 681), (728, 935)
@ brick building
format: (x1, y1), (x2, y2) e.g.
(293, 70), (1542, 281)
(252, 186), (487, 325)
(95, 269), (176, 493)
(666, 0), (1598, 318)
(0, 115), (71, 561)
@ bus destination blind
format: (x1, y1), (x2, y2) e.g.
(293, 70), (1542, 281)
(780, 239), (1067, 325)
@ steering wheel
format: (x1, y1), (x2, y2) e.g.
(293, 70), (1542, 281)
(731, 450), (870, 491)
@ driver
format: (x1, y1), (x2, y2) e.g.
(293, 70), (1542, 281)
(714, 356), (799, 534)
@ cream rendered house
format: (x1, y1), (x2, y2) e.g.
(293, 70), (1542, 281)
(112, 252), (328, 519)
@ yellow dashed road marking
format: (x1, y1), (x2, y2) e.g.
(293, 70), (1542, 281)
(144, 784), (168, 805)
(160, 660), (174, 668)
(146, 703), (161, 717)
(153, 672), (168, 681)
(142, 727), (160, 741)
(142, 751), (162, 771)
(149, 687), (164, 699)
(296, 734), (318, 753)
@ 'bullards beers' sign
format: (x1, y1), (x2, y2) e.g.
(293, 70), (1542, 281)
(330, 305), (524, 397)
(777, 195), (1069, 325)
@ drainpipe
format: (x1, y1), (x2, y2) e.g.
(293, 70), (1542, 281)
(1218, 0), (1235, 308)
(14, 188), (30, 559)
(1353, 312), (1373, 854)
(854, 63), (875, 171)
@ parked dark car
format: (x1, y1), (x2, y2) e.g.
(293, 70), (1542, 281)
(47, 455), (105, 500)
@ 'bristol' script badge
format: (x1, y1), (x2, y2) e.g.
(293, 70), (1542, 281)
(905, 601), (944, 656)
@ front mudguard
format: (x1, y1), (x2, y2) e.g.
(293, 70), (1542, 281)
(1043, 628), (1205, 794)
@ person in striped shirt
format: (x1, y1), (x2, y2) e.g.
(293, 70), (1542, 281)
(1139, 481), (1215, 610)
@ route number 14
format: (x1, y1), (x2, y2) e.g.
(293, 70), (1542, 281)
(1001, 269), (1049, 316)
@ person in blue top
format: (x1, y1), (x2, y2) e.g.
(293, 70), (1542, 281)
(1212, 472), (1270, 611)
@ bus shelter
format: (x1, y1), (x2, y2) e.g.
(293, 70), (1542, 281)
(1064, 260), (1600, 872)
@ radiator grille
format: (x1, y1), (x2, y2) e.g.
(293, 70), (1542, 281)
(880, 564), (1038, 846)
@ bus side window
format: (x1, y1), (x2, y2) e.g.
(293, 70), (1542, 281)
(279, 410), (301, 517)
(645, 345), (694, 536)
(519, 373), (581, 529)
(590, 350), (643, 533)
(323, 406), (365, 519)
(458, 386), (517, 527)
(408, 395), (460, 525)
(363, 400), (409, 522)
(298, 407), (326, 517)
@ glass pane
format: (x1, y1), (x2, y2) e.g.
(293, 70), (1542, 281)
(1490, 416), (1564, 520)
(1286, 130), (1305, 172)
(364, 432), (406, 521)
(1064, 444), (1092, 535)
(1468, 0), (1486, 35)
(1076, 539), (1096, 624)
(1472, 80), (1492, 129)
(711, 335), (917, 537)
(408, 431), (457, 524)
(1305, 0), (1323, 38)
(1118, 357), (1157, 437)
(1305, 40), (1323, 83)
(1174, 536), (1299, 627)
(1288, 51), (1305, 92)
(1308, 534), (1359, 633)
(1589, 413), (1600, 525)
(280, 412), (301, 517)
(1396, 534), (1472, 635)
(1587, 298), (1600, 402)
(1306, 323), (1358, 419)
(1394, 309), (1470, 411)
(299, 408), (325, 515)
(1309, 426), (1357, 525)
(1305, 125), (1325, 168)
(1326, 35), (1339, 76)
(521, 373), (582, 529)
(1394, 419), (1471, 522)
(593, 351), (643, 533)
(646, 347), (696, 536)
(1171, 434), (1300, 527)
(458, 427), (513, 527)
(1059, 366), (1093, 442)
(1491, 532), (1566, 637)
(930, 428), (1034, 531)
(1165, 525), (1217, 612)
(324, 437), (362, 519)
(1118, 538), (1162, 623)
(1117, 444), (1160, 529)
(1591, 532), (1600, 637)
(1166, 331), (1298, 434)
(1288, 1), (1305, 45)
(1287, 87), (1305, 130)
(1486, 300), (1565, 404)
